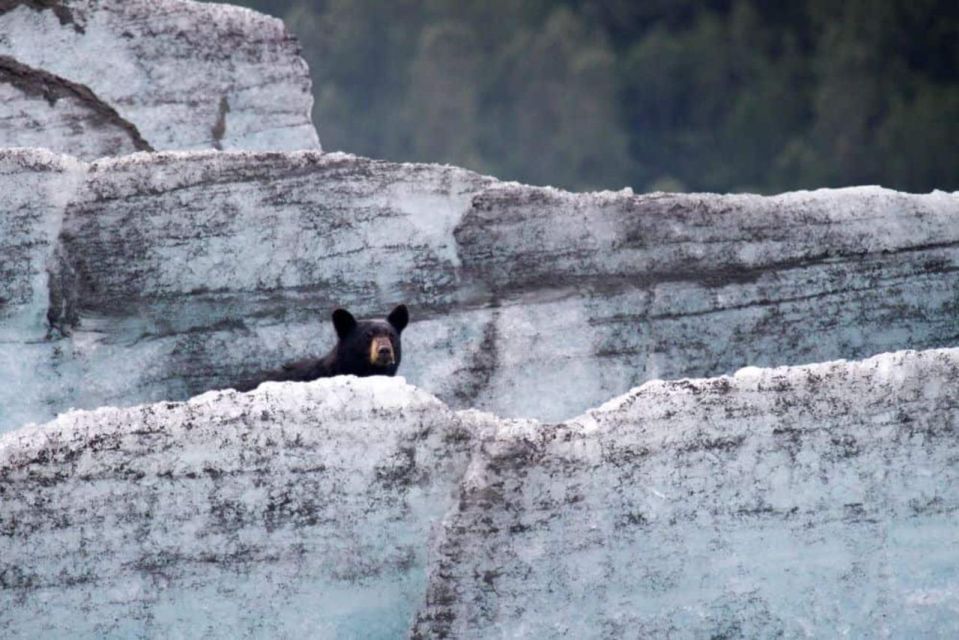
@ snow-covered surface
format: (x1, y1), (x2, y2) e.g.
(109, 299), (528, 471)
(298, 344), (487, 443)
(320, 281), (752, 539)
(2, 348), (957, 637)
(0, 375), (484, 638)
(0, 0), (319, 155)
(415, 347), (959, 637)
(0, 149), (85, 430)
(0, 56), (149, 159)
(1, 148), (958, 432)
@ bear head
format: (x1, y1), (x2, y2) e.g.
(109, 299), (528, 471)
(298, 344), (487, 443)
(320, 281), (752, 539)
(331, 304), (409, 376)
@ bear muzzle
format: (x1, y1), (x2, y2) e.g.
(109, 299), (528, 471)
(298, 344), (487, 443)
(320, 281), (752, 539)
(369, 336), (396, 367)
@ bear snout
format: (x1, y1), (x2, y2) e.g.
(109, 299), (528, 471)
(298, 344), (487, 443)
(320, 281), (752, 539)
(369, 336), (395, 366)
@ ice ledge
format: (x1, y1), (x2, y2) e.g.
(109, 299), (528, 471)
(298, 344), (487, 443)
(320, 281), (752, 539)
(0, 0), (320, 155)
(4, 146), (958, 432)
(2, 347), (958, 637)
(0, 375), (486, 638)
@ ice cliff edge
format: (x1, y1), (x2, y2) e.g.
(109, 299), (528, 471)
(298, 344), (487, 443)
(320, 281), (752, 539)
(2, 347), (958, 638)
(2, 147), (958, 432)
(0, 0), (320, 156)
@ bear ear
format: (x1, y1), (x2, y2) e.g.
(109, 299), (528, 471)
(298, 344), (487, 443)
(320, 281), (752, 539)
(332, 308), (357, 338)
(387, 304), (409, 332)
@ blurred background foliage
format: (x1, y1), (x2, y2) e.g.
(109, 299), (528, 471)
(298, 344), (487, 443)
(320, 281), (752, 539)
(224, 0), (958, 194)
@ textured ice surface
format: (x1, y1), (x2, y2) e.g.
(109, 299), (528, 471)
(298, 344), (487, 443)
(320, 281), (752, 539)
(0, 0), (319, 155)
(0, 56), (150, 159)
(1, 148), (958, 431)
(0, 149), (85, 430)
(2, 349), (957, 638)
(0, 376), (484, 638)
(412, 347), (959, 638)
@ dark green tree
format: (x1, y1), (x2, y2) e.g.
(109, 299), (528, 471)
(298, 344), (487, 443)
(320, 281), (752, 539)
(203, 0), (959, 194)
(487, 6), (634, 190)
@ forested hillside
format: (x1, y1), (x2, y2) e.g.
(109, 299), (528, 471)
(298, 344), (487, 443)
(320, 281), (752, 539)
(223, 0), (959, 194)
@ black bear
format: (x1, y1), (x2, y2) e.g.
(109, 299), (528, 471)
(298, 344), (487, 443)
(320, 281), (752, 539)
(235, 304), (409, 391)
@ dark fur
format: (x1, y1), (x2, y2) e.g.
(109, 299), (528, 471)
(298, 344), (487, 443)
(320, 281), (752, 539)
(235, 305), (409, 391)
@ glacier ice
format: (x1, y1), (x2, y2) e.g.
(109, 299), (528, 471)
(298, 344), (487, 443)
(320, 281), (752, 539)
(415, 347), (959, 637)
(0, 0), (319, 155)
(1, 349), (957, 638)
(0, 56), (150, 159)
(2, 148), (958, 432)
(0, 376), (486, 638)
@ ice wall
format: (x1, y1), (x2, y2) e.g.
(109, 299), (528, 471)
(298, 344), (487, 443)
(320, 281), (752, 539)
(1, 148), (958, 431)
(2, 348), (957, 638)
(0, 0), (319, 156)
(0, 376), (484, 638)
(0, 149), (85, 430)
(0, 55), (150, 159)
(414, 347), (959, 638)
